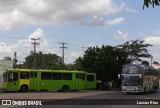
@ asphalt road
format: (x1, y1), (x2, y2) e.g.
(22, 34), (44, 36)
(1, 90), (160, 108)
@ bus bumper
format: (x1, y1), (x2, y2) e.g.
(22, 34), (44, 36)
(121, 86), (142, 93)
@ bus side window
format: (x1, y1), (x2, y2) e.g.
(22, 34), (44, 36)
(41, 72), (51, 80)
(52, 73), (62, 80)
(87, 75), (94, 81)
(30, 72), (37, 78)
(30, 72), (33, 77)
(63, 73), (72, 80)
(20, 72), (29, 79)
(82, 74), (85, 80)
(76, 74), (79, 79)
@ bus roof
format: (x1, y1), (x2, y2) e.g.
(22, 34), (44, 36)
(7, 69), (88, 74)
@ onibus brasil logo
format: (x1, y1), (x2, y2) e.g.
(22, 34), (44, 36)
(2, 100), (42, 106)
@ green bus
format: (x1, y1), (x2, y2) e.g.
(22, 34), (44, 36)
(3, 69), (96, 92)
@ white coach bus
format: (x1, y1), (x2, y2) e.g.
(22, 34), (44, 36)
(118, 64), (159, 94)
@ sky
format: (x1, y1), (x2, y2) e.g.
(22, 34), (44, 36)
(0, 0), (160, 64)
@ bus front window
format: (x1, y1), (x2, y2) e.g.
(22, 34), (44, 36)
(122, 66), (141, 74)
(122, 75), (141, 86)
(3, 72), (8, 82)
(8, 72), (18, 82)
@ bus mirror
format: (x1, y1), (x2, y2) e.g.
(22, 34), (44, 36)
(118, 74), (121, 79)
(139, 75), (142, 78)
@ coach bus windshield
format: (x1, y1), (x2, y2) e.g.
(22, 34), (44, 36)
(122, 65), (141, 74)
(122, 75), (141, 86)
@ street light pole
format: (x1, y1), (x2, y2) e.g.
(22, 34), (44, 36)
(31, 38), (40, 69)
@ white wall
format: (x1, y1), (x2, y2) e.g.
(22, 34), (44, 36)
(0, 60), (13, 89)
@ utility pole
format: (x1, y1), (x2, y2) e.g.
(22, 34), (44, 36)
(31, 38), (40, 69)
(151, 55), (153, 66)
(81, 46), (85, 55)
(13, 52), (17, 69)
(60, 42), (67, 70)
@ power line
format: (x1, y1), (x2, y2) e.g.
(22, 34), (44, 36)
(0, 0), (44, 7)
(0, 35), (28, 39)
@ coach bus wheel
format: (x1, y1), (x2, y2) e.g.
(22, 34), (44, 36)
(20, 85), (28, 92)
(62, 85), (69, 92)
(126, 92), (130, 95)
(143, 87), (146, 94)
(153, 87), (157, 93)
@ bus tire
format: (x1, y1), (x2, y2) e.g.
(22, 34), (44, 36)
(143, 87), (146, 94)
(126, 92), (130, 95)
(153, 87), (157, 93)
(20, 85), (28, 92)
(62, 85), (69, 92)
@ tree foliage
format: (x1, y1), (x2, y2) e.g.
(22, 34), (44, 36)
(75, 40), (152, 86)
(23, 51), (62, 69)
(118, 39), (152, 63)
(75, 45), (127, 83)
(143, 0), (160, 8)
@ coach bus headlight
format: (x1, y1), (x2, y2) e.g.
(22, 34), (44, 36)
(136, 87), (140, 91)
(118, 74), (120, 79)
(139, 75), (141, 78)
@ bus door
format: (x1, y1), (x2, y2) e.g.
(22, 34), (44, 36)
(76, 73), (85, 90)
(7, 72), (19, 90)
(30, 72), (37, 90)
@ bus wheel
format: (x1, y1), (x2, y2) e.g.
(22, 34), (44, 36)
(143, 87), (146, 94)
(126, 92), (130, 95)
(153, 87), (157, 93)
(62, 85), (69, 92)
(20, 85), (28, 92)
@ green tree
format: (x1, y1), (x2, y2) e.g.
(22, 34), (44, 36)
(75, 40), (152, 87)
(75, 45), (127, 84)
(143, 0), (160, 8)
(23, 51), (62, 69)
(65, 64), (76, 70)
(118, 39), (152, 64)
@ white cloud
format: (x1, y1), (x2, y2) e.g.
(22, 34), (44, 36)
(65, 51), (82, 63)
(105, 17), (125, 27)
(144, 36), (160, 45)
(0, 28), (52, 61)
(79, 16), (125, 27)
(125, 7), (136, 13)
(114, 30), (128, 40)
(0, 0), (128, 29)
(143, 32), (160, 64)
(0, 28), (81, 63)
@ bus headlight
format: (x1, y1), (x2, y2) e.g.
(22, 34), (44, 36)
(136, 87), (140, 90)
(139, 75), (142, 78)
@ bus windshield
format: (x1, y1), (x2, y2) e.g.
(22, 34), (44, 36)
(122, 75), (141, 86)
(3, 72), (8, 82)
(122, 65), (141, 74)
